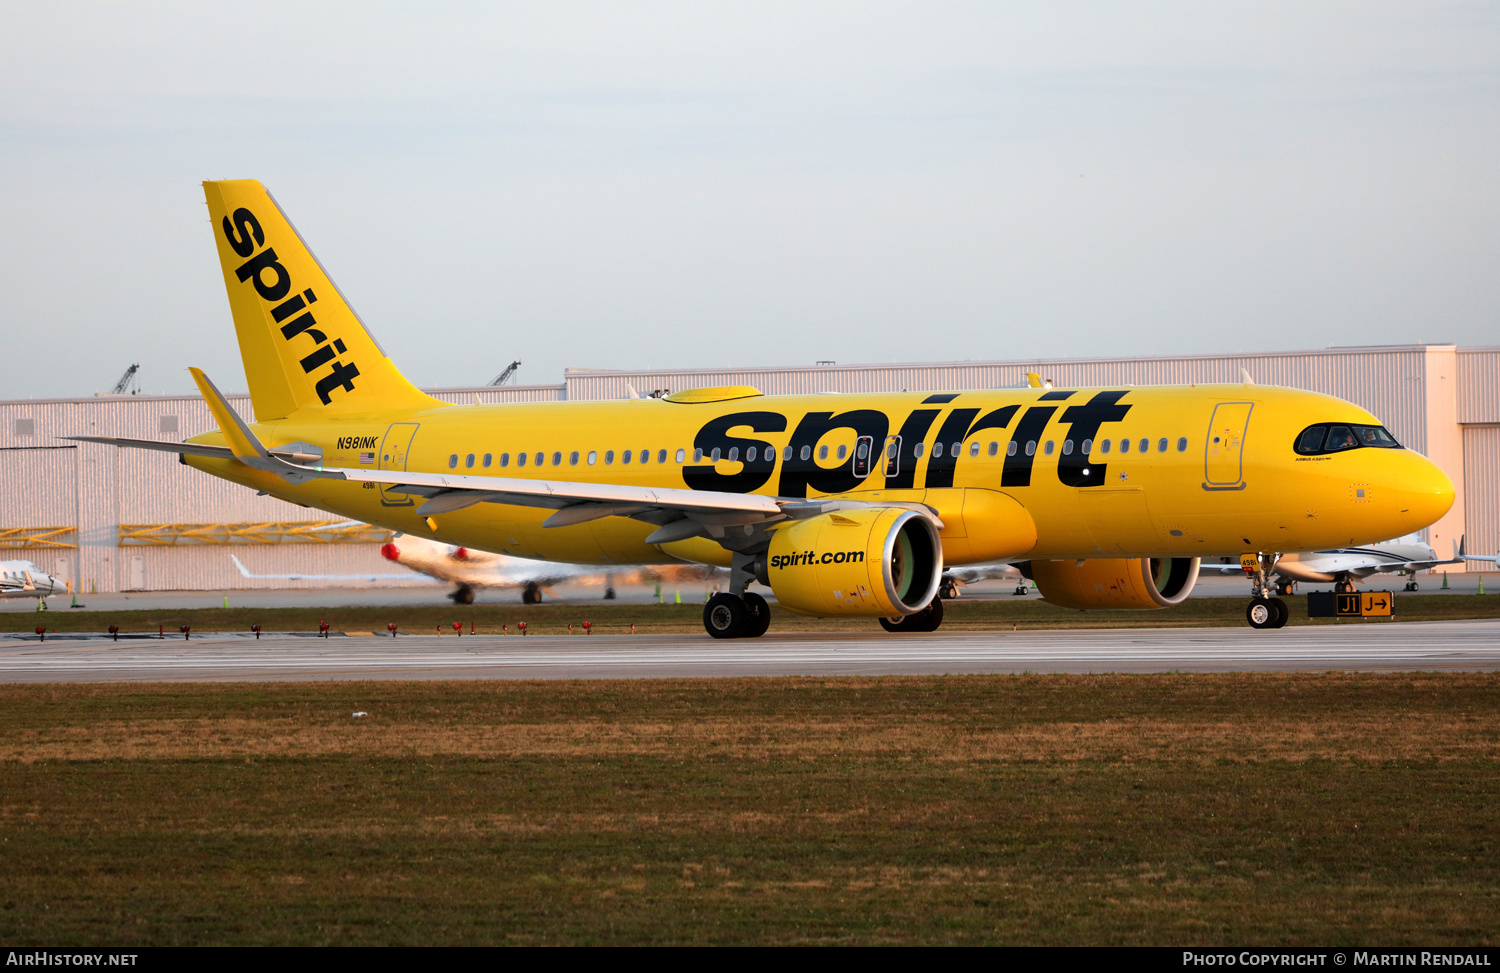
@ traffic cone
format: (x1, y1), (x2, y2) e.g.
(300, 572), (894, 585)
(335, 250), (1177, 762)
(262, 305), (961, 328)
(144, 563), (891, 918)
(37, 598), (46, 611)
(1480, 576), (1486, 595)
(675, 589), (681, 604)
(1441, 572), (1449, 589)
(223, 593), (229, 609)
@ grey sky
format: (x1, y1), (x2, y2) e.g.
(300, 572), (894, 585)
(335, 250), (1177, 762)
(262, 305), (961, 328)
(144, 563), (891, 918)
(2, 2), (1496, 398)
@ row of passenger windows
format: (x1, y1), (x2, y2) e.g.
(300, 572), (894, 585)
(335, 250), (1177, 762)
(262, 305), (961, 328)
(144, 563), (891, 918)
(446, 436), (1191, 470)
(450, 448), (685, 469)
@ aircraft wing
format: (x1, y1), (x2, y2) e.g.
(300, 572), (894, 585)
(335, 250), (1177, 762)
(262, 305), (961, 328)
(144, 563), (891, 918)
(1346, 557), (1463, 577)
(69, 370), (942, 551)
(229, 554), (417, 582)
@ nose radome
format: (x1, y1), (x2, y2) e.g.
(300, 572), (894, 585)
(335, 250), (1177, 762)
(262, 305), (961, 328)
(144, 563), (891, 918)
(1401, 451), (1455, 529)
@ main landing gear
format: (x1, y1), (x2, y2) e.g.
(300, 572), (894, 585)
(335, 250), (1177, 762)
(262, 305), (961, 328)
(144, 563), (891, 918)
(879, 596), (944, 633)
(522, 582), (543, 605)
(703, 591), (771, 639)
(450, 583), (475, 605)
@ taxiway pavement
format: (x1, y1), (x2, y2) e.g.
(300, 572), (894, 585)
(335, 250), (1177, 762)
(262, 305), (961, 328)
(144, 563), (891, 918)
(0, 619), (1496, 682)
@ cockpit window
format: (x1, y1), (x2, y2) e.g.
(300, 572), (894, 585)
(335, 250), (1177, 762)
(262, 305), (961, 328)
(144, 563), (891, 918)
(1294, 423), (1402, 456)
(1324, 426), (1358, 452)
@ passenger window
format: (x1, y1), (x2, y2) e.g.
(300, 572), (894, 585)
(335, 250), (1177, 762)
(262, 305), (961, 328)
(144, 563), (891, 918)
(640, 449), (650, 464)
(535, 452), (544, 466)
(711, 447), (722, 462)
(693, 448), (703, 462)
(660, 449), (670, 464)
(988, 442), (998, 457)
(836, 444), (847, 460)
(914, 442), (925, 458)
(1177, 437), (1187, 452)
(553, 452), (563, 466)
(605, 450), (614, 464)
(1120, 439), (1130, 454)
(675, 449), (685, 463)
(1324, 426), (1358, 452)
(1062, 440), (1073, 455)
(801, 445), (812, 461)
(1043, 441), (1055, 455)
(933, 443), (944, 458)
(500, 453), (510, 467)
(1138, 438), (1148, 453)
(623, 450), (633, 464)
(483, 453), (492, 468)
(517, 452), (527, 467)
(587, 451), (597, 465)
(448, 454), (458, 469)
(1081, 438), (1092, 454)
(819, 445), (829, 460)
(747, 446), (758, 462)
(728, 447), (740, 462)
(970, 441), (980, 457)
(1006, 441), (1016, 457)
(1101, 439), (1111, 454)
(1025, 441), (1036, 456)
(1157, 438), (1168, 452)
(949, 442), (959, 457)
(465, 454), (475, 468)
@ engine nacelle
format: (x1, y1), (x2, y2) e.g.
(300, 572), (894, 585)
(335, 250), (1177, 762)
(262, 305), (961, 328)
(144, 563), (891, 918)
(1028, 557), (1200, 610)
(766, 508), (942, 617)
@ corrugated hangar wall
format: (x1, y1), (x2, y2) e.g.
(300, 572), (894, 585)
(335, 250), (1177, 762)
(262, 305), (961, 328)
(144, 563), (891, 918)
(1, 344), (1494, 592)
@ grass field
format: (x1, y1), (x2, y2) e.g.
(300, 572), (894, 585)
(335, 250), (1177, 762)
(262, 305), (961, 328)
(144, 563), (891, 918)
(8, 593), (1500, 637)
(0, 673), (1496, 945)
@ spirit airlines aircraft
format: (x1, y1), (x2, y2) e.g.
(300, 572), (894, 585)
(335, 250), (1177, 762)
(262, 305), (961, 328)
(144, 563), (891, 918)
(68, 180), (1456, 635)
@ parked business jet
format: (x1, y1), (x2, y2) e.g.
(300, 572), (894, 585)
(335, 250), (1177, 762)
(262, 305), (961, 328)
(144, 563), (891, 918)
(379, 535), (715, 605)
(0, 560), (62, 599)
(68, 180), (1455, 634)
(1203, 533), (1461, 593)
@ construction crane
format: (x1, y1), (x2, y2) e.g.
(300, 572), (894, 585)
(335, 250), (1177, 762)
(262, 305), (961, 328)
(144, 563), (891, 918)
(109, 363), (141, 395)
(488, 360), (522, 387)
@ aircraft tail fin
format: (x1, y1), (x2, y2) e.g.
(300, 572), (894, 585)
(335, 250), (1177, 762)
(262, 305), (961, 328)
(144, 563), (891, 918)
(201, 180), (444, 421)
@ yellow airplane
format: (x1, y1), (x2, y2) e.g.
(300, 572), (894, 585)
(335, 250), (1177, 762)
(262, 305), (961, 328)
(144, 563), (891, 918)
(70, 180), (1455, 636)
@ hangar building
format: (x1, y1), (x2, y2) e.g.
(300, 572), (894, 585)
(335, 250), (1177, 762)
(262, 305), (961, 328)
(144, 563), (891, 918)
(1, 343), (1494, 593)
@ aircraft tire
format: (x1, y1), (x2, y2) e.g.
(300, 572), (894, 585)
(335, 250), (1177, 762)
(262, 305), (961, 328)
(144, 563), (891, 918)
(879, 615), (912, 633)
(1247, 598), (1278, 629)
(940, 580), (959, 600)
(742, 592), (772, 638)
(704, 593), (747, 639)
(522, 583), (542, 605)
(450, 584), (475, 606)
(1268, 596), (1289, 628)
(913, 597), (945, 632)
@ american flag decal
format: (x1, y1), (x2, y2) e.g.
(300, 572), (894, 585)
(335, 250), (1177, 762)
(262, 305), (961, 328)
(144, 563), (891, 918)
(359, 451), (375, 465)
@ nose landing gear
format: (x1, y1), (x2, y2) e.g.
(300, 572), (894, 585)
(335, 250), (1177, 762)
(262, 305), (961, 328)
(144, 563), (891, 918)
(1243, 552), (1290, 629)
(1247, 597), (1288, 629)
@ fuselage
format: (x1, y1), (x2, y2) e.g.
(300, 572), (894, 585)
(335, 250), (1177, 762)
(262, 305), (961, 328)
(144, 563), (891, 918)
(185, 382), (1454, 568)
(0, 560), (60, 598)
